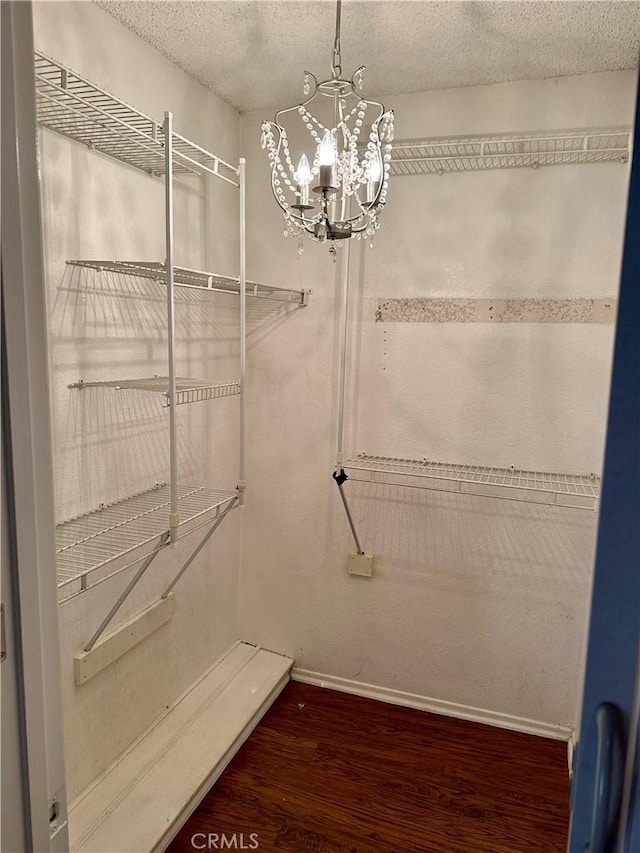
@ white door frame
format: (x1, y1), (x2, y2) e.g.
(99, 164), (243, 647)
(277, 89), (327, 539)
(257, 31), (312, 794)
(1, 2), (69, 850)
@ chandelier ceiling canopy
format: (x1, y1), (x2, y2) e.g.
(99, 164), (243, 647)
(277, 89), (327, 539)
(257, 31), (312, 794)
(261, 0), (394, 254)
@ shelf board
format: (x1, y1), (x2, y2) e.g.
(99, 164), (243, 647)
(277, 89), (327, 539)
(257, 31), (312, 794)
(56, 484), (238, 602)
(344, 454), (600, 510)
(34, 50), (239, 185)
(69, 377), (240, 406)
(391, 127), (631, 176)
(66, 260), (310, 306)
(68, 644), (291, 853)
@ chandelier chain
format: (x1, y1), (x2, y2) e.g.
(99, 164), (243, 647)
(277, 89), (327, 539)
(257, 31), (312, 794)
(332, 0), (343, 79)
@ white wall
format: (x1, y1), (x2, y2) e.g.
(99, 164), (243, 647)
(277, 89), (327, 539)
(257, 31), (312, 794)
(34, 1), (243, 799)
(239, 71), (635, 732)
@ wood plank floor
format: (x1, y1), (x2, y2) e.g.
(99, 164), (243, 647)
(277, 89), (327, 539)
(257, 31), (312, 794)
(168, 682), (570, 853)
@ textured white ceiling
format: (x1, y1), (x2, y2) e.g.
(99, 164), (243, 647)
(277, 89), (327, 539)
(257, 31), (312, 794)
(97, 0), (640, 112)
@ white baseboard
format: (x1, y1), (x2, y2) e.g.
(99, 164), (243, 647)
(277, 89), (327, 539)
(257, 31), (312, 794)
(292, 667), (573, 742)
(70, 642), (292, 853)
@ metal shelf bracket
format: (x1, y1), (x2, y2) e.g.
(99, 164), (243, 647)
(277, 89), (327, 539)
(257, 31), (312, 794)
(333, 469), (365, 555)
(84, 531), (170, 652)
(161, 505), (234, 599)
(83, 497), (238, 652)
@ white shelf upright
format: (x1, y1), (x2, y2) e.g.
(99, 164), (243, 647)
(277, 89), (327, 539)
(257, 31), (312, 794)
(165, 111), (179, 544)
(239, 158), (247, 507)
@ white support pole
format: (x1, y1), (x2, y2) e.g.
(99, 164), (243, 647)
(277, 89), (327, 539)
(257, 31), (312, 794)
(335, 237), (351, 470)
(238, 158), (247, 506)
(332, 238), (366, 554)
(164, 112), (179, 541)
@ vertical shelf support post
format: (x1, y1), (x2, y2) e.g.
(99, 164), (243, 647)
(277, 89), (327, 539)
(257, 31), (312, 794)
(164, 111), (179, 542)
(335, 238), (351, 470)
(239, 158), (247, 506)
(332, 238), (366, 554)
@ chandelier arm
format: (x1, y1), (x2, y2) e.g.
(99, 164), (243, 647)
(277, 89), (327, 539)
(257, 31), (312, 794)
(363, 99), (386, 117)
(274, 79), (360, 126)
(351, 66), (365, 91)
(274, 96), (317, 127)
(268, 122), (306, 221)
(266, 120), (324, 232)
(267, 123), (288, 214)
(302, 70), (319, 99)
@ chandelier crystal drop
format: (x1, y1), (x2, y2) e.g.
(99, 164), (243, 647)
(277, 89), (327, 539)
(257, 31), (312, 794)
(261, 0), (394, 250)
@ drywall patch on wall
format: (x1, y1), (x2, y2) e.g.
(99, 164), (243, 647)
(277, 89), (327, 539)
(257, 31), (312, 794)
(377, 297), (617, 323)
(377, 298), (477, 322)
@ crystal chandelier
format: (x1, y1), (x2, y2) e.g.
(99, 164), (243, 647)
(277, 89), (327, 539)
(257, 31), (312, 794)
(261, 0), (394, 253)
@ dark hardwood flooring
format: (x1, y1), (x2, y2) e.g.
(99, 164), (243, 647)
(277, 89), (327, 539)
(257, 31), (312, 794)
(168, 682), (569, 853)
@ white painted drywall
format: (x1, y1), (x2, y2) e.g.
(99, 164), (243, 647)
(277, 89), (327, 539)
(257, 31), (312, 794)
(34, 1), (243, 799)
(239, 71), (635, 731)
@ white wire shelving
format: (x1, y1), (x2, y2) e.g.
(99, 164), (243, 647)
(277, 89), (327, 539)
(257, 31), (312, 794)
(56, 485), (239, 604)
(69, 377), (240, 406)
(344, 454), (600, 510)
(34, 50), (239, 184)
(390, 128), (631, 176)
(34, 50), (277, 639)
(66, 260), (310, 306)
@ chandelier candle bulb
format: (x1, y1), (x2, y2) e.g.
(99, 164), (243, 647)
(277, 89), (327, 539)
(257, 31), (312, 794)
(317, 130), (337, 189)
(295, 153), (312, 207)
(366, 157), (382, 204)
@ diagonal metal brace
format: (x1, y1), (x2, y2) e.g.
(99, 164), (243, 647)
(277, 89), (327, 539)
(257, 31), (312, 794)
(161, 503), (235, 599)
(84, 531), (170, 651)
(333, 469), (365, 555)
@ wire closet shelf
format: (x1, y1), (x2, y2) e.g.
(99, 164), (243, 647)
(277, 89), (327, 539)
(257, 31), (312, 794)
(33, 50), (279, 628)
(390, 128), (631, 176)
(69, 377), (240, 406)
(56, 485), (238, 603)
(34, 50), (239, 183)
(344, 454), (600, 510)
(66, 260), (310, 306)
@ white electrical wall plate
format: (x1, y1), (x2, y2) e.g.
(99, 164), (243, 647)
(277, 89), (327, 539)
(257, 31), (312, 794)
(348, 553), (374, 577)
